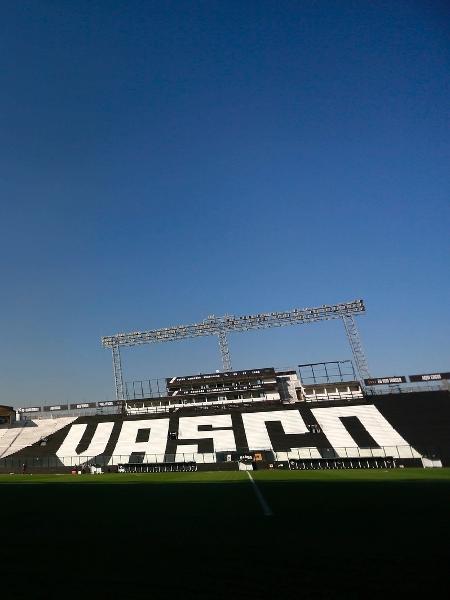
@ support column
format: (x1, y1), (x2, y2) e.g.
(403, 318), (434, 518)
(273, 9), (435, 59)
(217, 330), (232, 371)
(112, 344), (125, 401)
(342, 315), (371, 383)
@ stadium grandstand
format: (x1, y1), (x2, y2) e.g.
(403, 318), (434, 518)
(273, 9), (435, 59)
(2, 361), (449, 472)
(2, 302), (448, 473)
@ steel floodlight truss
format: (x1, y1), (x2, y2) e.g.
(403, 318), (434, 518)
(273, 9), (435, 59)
(102, 299), (370, 400)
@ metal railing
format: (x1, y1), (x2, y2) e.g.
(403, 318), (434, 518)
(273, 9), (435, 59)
(0, 445), (440, 472)
(14, 384), (450, 422)
(124, 378), (167, 400)
(365, 383), (449, 395)
(126, 396), (282, 415)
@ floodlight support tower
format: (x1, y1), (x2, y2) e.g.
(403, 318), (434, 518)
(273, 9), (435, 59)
(102, 299), (369, 399)
(204, 314), (233, 371)
(111, 344), (125, 402)
(341, 314), (371, 381)
(217, 330), (232, 371)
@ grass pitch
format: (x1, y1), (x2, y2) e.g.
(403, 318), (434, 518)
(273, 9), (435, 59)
(1, 469), (449, 599)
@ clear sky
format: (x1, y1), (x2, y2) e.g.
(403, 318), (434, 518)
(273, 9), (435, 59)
(1, 1), (449, 408)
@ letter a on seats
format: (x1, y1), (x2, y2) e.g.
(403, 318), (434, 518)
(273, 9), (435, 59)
(110, 419), (170, 464)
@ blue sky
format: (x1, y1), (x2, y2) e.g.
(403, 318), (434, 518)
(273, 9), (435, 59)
(1, 1), (449, 407)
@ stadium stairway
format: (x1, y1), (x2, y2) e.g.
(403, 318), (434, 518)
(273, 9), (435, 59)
(0, 417), (77, 458)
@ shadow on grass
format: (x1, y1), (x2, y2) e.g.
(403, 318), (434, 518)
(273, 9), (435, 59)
(0, 474), (449, 599)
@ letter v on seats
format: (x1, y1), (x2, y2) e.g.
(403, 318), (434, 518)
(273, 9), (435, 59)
(56, 422), (115, 464)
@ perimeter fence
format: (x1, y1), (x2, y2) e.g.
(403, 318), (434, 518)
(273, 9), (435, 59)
(0, 444), (441, 472)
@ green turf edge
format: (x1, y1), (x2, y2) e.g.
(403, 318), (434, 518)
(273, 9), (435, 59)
(0, 467), (449, 484)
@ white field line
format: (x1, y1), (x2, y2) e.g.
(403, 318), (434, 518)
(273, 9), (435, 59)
(246, 471), (273, 517)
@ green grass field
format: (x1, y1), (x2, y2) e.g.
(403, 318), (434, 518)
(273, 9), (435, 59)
(1, 469), (449, 599)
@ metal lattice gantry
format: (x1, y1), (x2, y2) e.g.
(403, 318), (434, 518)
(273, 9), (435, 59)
(102, 299), (370, 400)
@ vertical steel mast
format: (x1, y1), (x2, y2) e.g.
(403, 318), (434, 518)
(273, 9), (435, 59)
(111, 344), (125, 401)
(341, 314), (371, 381)
(217, 330), (232, 371)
